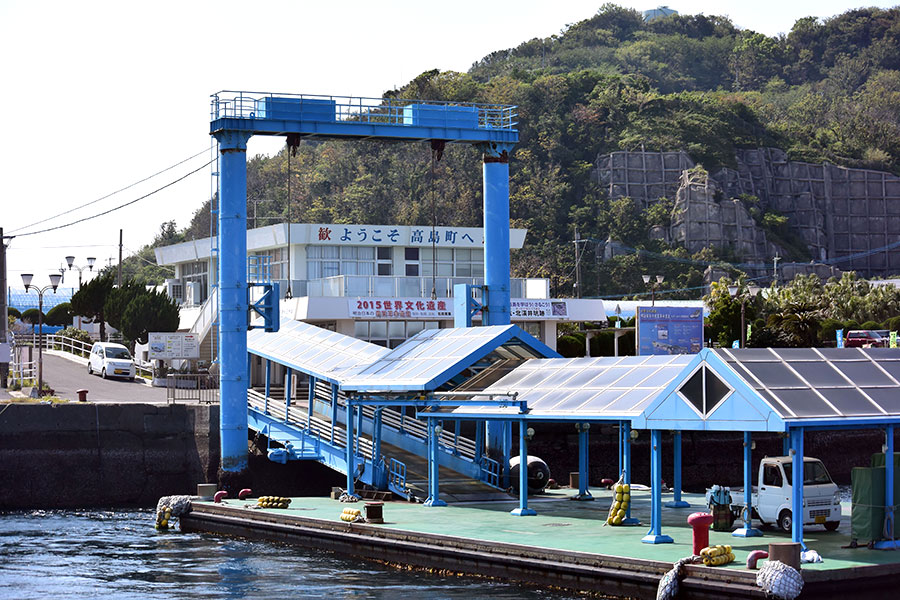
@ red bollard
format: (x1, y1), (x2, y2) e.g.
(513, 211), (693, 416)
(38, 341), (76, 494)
(687, 512), (715, 556)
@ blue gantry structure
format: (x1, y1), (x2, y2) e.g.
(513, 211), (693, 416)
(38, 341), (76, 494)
(211, 91), (521, 481)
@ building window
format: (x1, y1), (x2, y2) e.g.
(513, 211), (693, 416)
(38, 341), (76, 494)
(404, 247), (419, 276)
(308, 245), (385, 279)
(252, 249), (287, 280)
(421, 248), (483, 278)
(180, 261), (208, 303)
(354, 320), (440, 348)
(514, 321), (542, 339)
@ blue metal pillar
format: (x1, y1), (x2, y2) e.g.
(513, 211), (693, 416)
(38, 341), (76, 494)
(345, 400), (356, 498)
(307, 376), (316, 430)
(783, 434), (790, 456)
(875, 425), (898, 549)
(622, 422), (638, 524)
(214, 130), (252, 482)
(424, 419), (447, 507)
(574, 423), (593, 500)
(790, 427), (806, 548)
(474, 420), (484, 465)
(264, 359), (271, 415)
(734, 431), (762, 537)
(478, 142), (514, 327)
(283, 367), (292, 423)
(356, 405), (364, 455)
(330, 385), (339, 444)
(643, 429), (673, 544)
(511, 420), (537, 516)
(666, 431), (690, 508)
(618, 422), (624, 477)
(373, 407), (383, 463)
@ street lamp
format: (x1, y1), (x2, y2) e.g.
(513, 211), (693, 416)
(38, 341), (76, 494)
(642, 274), (665, 306)
(64, 256), (95, 330)
(728, 283), (762, 348)
(64, 255), (96, 288)
(22, 273), (62, 398)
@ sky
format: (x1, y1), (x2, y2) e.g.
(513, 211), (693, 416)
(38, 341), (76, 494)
(2, 0), (897, 291)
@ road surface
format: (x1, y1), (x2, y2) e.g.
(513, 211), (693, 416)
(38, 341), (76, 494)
(36, 351), (168, 403)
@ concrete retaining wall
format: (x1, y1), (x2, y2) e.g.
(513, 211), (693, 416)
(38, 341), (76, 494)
(0, 403), (220, 509)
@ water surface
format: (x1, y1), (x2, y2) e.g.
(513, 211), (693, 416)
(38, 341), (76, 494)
(0, 510), (585, 599)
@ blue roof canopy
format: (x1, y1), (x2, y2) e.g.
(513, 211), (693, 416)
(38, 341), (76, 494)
(340, 325), (559, 393)
(247, 320), (389, 385)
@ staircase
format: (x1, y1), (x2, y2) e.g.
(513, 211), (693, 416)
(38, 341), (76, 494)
(247, 387), (507, 502)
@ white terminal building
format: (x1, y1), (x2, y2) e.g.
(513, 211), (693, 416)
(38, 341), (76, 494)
(155, 222), (608, 357)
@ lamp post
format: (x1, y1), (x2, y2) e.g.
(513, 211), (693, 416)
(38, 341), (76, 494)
(728, 283), (762, 348)
(64, 255), (96, 289)
(64, 256), (95, 330)
(642, 274), (664, 306)
(21, 273), (62, 397)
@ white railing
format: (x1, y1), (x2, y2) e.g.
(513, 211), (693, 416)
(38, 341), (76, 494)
(191, 286), (218, 339)
(12, 333), (153, 379)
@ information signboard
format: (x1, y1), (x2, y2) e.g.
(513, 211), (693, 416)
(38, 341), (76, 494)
(636, 306), (704, 355)
(148, 332), (200, 360)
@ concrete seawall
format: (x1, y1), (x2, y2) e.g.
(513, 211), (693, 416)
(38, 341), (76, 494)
(0, 403), (220, 509)
(0, 403), (346, 510)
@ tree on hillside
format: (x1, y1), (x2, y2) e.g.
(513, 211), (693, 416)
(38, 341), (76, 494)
(71, 271), (115, 340)
(120, 290), (179, 345)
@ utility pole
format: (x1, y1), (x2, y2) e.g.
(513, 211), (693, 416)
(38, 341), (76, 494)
(0, 228), (8, 388)
(573, 228), (582, 299)
(773, 255), (781, 286)
(117, 229), (123, 287)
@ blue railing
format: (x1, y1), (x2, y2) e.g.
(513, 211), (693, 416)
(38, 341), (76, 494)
(211, 91), (517, 131)
(248, 255), (272, 283)
(480, 455), (501, 488)
(388, 458), (407, 491)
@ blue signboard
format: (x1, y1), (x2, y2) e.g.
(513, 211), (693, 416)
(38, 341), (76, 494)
(637, 306), (704, 355)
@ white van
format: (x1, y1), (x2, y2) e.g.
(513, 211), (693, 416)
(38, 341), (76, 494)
(753, 456), (841, 532)
(88, 342), (136, 381)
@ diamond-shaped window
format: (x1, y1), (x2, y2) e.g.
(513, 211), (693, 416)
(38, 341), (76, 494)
(681, 368), (704, 414)
(679, 366), (730, 416)
(704, 368), (730, 413)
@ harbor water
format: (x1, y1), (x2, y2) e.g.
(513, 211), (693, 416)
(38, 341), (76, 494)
(0, 510), (584, 599)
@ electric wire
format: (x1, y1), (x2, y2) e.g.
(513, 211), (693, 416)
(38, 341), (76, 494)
(15, 160), (214, 238)
(8, 148), (211, 234)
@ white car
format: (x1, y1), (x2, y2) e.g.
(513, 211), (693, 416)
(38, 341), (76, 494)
(88, 342), (136, 381)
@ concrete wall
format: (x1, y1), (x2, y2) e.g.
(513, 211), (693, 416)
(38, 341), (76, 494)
(0, 404), (219, 509)
(0, 403), (347, 509)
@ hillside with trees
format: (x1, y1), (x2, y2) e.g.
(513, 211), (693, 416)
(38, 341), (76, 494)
(123, 4), (900, 302)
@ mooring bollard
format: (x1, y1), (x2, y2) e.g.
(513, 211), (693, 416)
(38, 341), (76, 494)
(687, 512), (715, 556)
(76, 389), (88, 402)
(365, 502), (384, 524)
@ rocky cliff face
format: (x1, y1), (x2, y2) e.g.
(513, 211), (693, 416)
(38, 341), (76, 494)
(595, 149), (900, 278)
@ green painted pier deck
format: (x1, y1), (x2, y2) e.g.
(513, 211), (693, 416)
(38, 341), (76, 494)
(180, 488), (900, 599)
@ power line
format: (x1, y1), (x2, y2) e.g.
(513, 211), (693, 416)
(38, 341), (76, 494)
(15, 160), (214, 238)
(8, 148), (211, 234)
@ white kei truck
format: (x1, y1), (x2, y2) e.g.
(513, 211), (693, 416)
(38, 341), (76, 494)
(750, 456), (842, 532)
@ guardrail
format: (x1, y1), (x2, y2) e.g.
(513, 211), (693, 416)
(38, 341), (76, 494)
(210, 91), (518, 131)
(166, 373), (219, 404)
(11, 333), (153, 380)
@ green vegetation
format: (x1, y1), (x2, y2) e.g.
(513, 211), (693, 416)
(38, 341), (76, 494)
(705, 273), (900, 348)
(122, 5), (900, 305)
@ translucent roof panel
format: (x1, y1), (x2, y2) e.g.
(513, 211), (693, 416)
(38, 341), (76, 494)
(340, 325), (553, 392)
(453, 355), (694, 418)
(716, 348), (900, 420)
(248, 320), (389, 384)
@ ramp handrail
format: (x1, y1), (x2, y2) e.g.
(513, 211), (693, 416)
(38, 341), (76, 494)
(480, 455), (501, 489)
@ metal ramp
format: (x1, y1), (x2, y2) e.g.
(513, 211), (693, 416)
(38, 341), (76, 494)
(247, 388), (506, 502)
